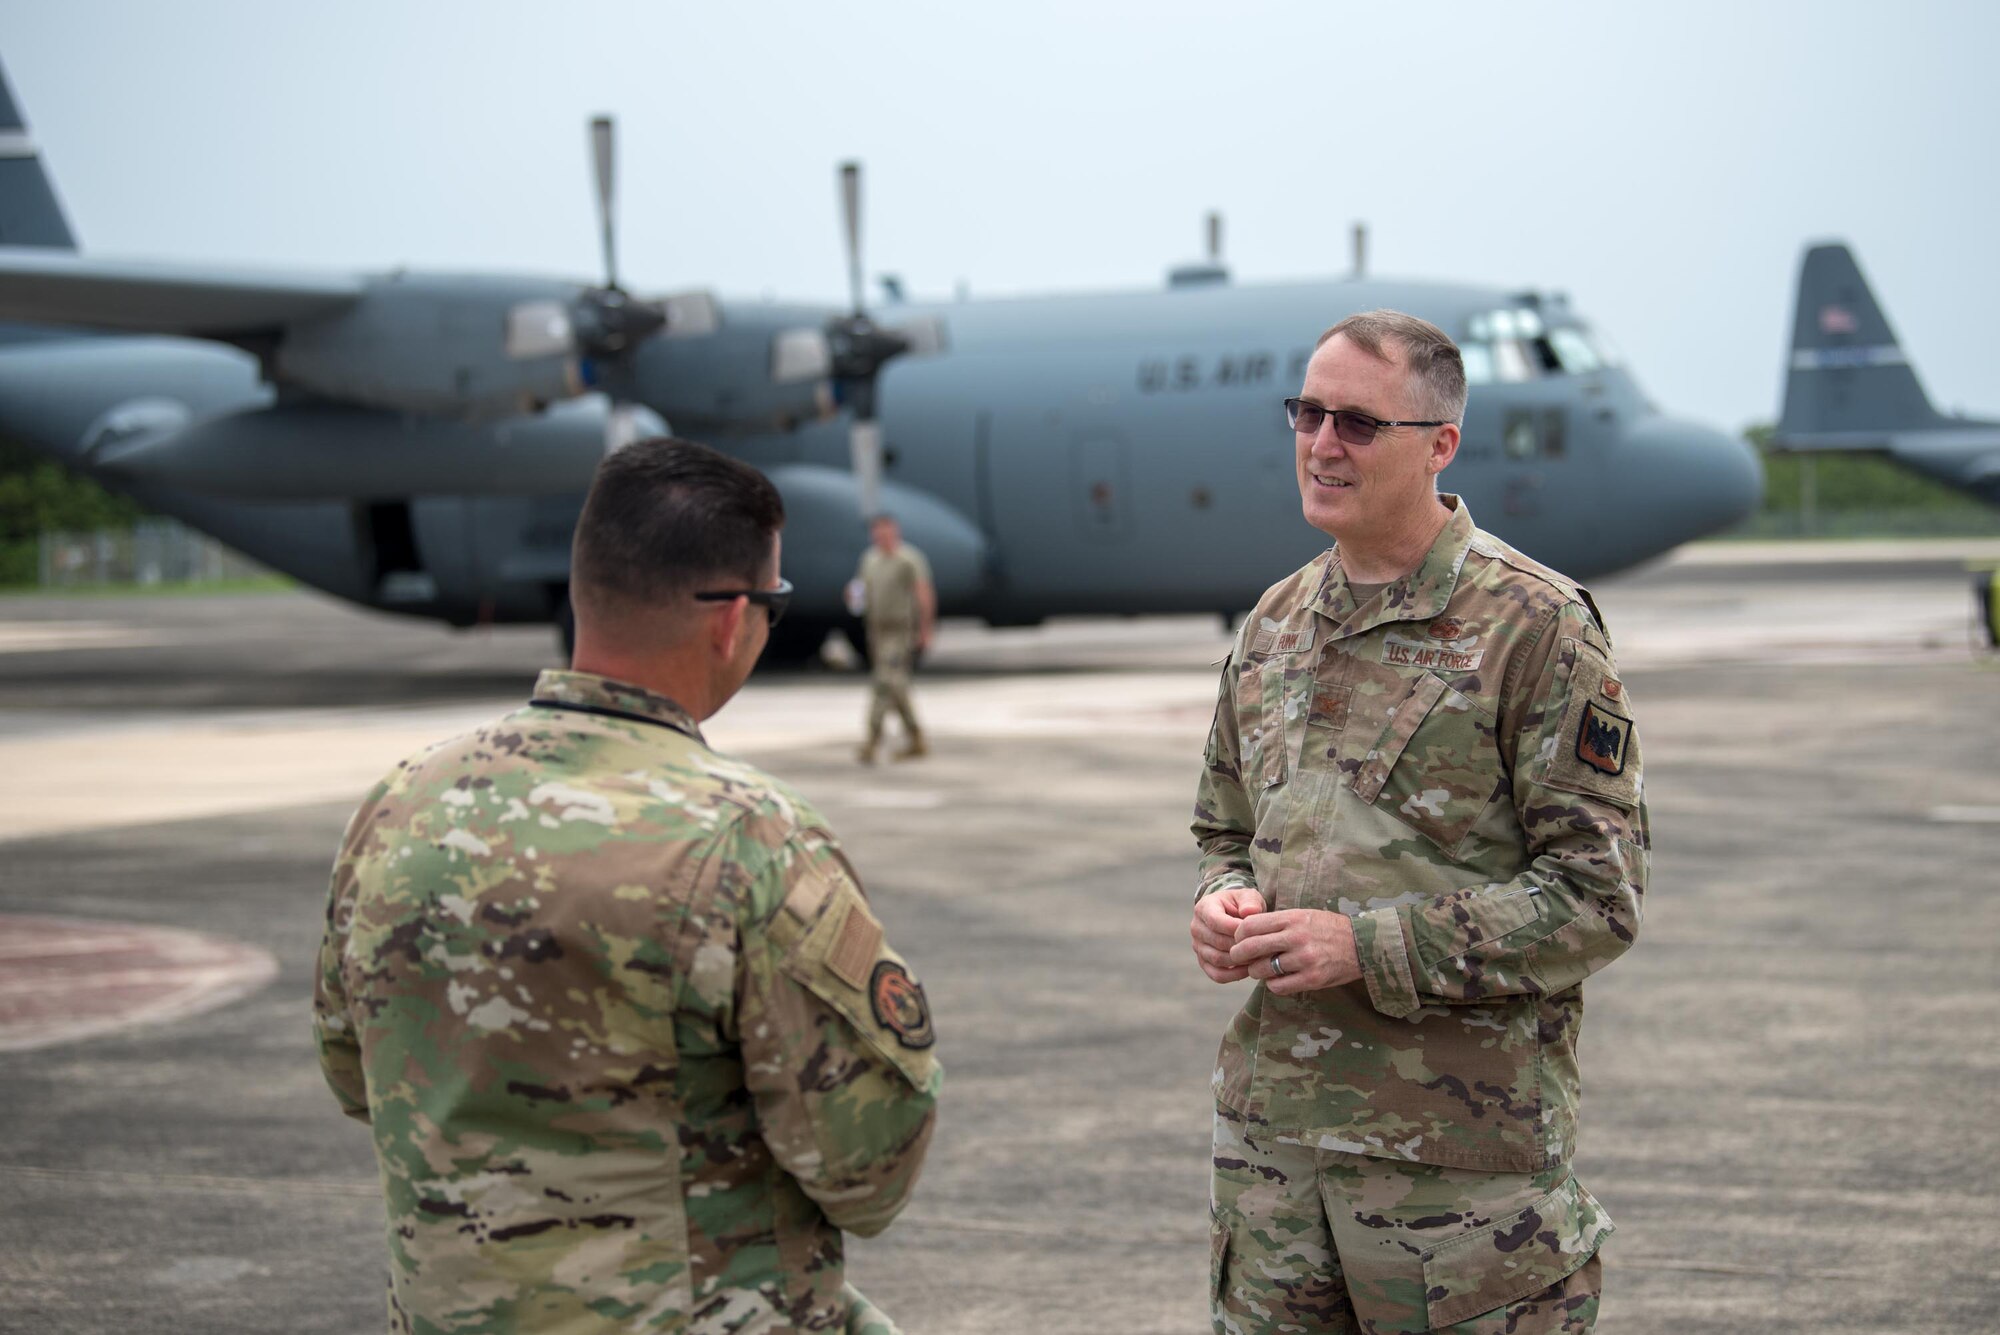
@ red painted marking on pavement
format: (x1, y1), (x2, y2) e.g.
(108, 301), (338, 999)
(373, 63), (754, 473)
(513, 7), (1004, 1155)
(0, 915), (278, 1051)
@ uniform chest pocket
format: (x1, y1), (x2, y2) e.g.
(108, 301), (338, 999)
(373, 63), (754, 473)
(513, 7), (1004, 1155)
(1234, 625), (1315, 789)
(1354, 674), (1504, 855)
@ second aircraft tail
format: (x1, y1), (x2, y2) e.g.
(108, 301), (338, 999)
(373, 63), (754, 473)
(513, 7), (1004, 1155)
(0, 57), (75, 251)
(1776, 242), (1946, 445)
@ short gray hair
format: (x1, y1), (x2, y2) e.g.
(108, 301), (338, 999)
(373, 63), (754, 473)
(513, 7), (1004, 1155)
(1315, 309), (1468, 426)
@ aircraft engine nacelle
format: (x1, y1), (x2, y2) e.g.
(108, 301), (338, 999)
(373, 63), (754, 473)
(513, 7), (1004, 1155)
(271, 274), (587, 421)
(627, 300), (838, 435)
(88, 399), (608, 501)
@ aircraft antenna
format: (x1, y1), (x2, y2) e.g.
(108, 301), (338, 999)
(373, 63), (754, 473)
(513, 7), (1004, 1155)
(590, 116), (619, 290)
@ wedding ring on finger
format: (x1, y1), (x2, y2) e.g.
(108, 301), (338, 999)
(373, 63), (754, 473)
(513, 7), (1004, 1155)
(1271, 952), (1285, 977)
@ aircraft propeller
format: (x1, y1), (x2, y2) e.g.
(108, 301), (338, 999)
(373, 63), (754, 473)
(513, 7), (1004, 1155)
(504, 114), (718, 448)
(771, 160), (946, 516)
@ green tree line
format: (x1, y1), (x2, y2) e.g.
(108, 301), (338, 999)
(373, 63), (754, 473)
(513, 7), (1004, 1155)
(1740, 423), (2000, 537)
(0, 437), (146, 584)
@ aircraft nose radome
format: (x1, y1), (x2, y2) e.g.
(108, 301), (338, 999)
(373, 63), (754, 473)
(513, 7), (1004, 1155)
(1618, 415), (1764, 548)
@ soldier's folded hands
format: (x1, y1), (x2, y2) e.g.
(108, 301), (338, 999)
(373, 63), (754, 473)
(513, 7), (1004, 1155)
(1227, 909), (1363, 996)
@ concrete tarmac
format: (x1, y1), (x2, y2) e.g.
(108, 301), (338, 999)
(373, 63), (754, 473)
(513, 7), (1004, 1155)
(1, 545), (1996, 1333)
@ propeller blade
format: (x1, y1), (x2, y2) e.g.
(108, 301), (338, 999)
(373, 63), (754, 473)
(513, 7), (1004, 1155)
(849, 417), (884, 518)
(590, 115), (618, 290)
(839, 160), (864, 316)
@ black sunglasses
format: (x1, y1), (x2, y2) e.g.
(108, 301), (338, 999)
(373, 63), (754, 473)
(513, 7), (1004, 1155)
(693, 577), (794, 627)
(1283, 397), (1446, 446)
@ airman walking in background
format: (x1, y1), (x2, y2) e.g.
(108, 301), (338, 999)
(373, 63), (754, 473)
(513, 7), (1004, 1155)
(315, 439), (940, 1334)
(850, 513), (935, 764)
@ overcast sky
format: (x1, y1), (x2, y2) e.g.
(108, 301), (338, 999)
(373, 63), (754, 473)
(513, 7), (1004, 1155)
(2, 1), (1994, 434)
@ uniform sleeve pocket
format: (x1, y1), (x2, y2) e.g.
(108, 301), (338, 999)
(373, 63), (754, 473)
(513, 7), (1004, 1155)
(778, 879), (938, 1091)
(1421, 1175), (1612, 1328)
(1411, 886), (1546, 973)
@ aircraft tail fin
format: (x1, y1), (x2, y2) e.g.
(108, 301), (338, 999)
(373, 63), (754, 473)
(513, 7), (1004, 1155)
(1775, 242), (1945, 446)
(0, 57), (76, 250)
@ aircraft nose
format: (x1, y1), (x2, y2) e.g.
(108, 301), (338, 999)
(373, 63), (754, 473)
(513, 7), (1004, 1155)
(1614, 414), (1764, 550)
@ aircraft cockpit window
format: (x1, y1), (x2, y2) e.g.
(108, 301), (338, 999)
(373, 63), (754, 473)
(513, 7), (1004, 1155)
(1468, 309), (1546, 342)
(1461, 344), (1495, 385)
(1548, 327), (1602, 374)
(1492, 339), (1535, 383)
(1466, 309), (1621, 381)
(1463, 308), (1558, 384)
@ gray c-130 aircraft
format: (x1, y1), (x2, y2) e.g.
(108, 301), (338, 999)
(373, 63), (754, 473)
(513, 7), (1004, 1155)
(0, 62), (1760, 661)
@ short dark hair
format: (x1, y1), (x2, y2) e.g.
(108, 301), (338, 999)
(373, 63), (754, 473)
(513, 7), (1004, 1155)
(1315, 309), (1468, 425)
(570, 438), (784, 613)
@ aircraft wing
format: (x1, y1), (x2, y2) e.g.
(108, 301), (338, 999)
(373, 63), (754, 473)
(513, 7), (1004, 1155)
(0, 247), (362, 337)
(1768, 426), (2000, 454)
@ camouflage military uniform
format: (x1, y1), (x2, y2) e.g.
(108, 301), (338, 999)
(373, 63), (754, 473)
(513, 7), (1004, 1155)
(1194, 497), (1645, 1333)
(315, 669), (941, 1334)
(854, 543), (931, 754)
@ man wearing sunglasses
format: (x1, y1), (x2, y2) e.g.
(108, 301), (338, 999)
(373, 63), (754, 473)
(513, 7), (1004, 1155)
(316, 438), (939, 1334)
(1190, 312), (1646, 1332)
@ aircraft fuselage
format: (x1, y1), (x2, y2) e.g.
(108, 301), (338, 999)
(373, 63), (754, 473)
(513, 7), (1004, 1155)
(0, 273), (1762, 636)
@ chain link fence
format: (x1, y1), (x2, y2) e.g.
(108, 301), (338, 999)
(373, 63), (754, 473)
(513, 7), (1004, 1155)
(36, 520), (269, 589)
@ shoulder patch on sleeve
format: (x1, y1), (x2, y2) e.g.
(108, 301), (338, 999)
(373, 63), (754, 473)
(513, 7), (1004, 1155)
(1540, 637), (1641, 807)
(1574, 700), (1633, 776)
(827, 901), (885, 989)
(776, 872), (937, 1083)
(868, 960), (936, 1050)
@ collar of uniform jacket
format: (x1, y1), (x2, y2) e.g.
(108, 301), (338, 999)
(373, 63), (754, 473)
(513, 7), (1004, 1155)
(529, 669), (706, 744)
(1309, 493), (1478, 639)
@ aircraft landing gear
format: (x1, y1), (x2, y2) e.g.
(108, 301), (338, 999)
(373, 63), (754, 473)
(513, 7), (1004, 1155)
(759, 617), (833, 670)
(552, 587), (576, 666)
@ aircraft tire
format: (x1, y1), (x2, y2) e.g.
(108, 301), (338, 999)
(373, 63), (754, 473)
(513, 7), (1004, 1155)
(553, 589), (577, 667)
(759, 617), (832, 670)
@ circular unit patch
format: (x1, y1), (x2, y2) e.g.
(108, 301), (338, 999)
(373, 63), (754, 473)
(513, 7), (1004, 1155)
(868, 960), (935, 1050)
